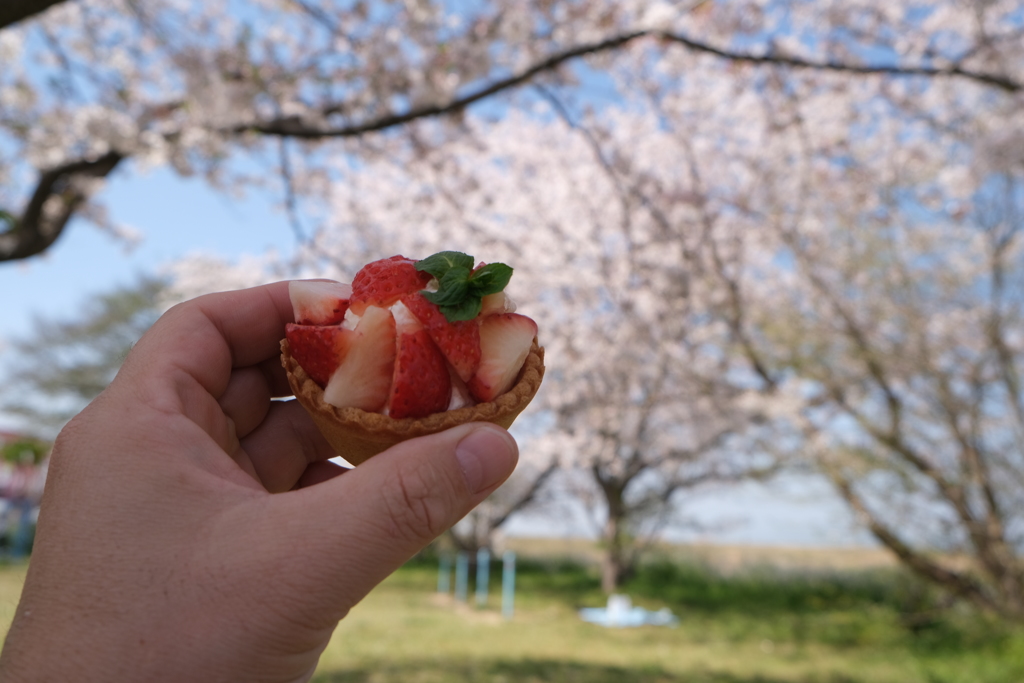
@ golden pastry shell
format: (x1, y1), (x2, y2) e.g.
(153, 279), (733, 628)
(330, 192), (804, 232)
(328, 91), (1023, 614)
(281, 337), (545, 465)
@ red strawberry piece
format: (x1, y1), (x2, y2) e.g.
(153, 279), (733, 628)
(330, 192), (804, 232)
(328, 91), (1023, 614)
(349, 255), (433, 315)
(289, 280), (352, 325)
(323, 305), (397, 411)
(401, 292), (482, 383)
(467, 313), (537, 402)
(285, 323), (352, 388)
(386, 310), (452, 419)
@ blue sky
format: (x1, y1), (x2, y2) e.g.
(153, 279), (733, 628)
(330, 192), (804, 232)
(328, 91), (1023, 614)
(0, 167), (297, 354)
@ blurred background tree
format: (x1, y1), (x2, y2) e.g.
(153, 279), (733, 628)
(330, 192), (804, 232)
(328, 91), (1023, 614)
(446, 457), (559, 555)
(1, 1), (1019, 262)
(0, 437), (49, 466)
(1, 277), (166, 439)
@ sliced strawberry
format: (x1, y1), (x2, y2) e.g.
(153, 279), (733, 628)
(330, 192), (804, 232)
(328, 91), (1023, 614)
(401, 293), (481, 383)
(467, 313), (537, 402)
(285, 323), (352, 388)
(323, 305), (397, 411)
(289, 280), (352, 325)
(349, 255), (433, 315)
(386, 305), (452, 419)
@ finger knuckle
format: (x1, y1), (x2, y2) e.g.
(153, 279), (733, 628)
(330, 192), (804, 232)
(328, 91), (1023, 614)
(381, 462), (454, 544)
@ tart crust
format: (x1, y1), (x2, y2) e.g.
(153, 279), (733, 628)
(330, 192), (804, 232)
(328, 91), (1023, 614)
(281, 337), (545, 465)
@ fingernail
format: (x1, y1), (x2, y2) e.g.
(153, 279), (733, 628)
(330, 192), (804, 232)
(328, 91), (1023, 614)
(455, 426), (518, 494)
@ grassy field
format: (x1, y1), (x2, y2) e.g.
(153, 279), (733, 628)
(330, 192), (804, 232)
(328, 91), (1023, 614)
(313, 545), (1024, 683)
(0, 545), (1022, 682)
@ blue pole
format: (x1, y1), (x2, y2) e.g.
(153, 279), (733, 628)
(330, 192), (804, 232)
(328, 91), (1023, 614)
(454, 551), (469, 602)
(475, 548), (490, 607)
(437, 553), (451, 594)
(502, 550), (516, 620)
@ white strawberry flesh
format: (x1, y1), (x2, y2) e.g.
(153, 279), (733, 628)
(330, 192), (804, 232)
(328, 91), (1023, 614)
(289, 281), (353, 325)
(323, 305), (397, 411)
(447, 367), (474, 410)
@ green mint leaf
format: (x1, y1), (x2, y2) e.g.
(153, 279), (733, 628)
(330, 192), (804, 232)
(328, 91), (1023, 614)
(415, 251), (475, 279)
(414, 250), (514, 323)
(422, 266), (471, 305)
(468, 263), (513, 296)
(441, 298), (483, 322)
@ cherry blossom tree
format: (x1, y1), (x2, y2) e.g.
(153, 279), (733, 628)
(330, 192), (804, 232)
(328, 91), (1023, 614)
(283, 1), (1024, 595)
(732, 139), (1024, 619)
(292, 108), (786, 589)
(596, 8), (1024, 611)
(2, 1), (1020, 262)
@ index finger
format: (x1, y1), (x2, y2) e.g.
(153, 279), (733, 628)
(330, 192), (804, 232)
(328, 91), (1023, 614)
(127, 281), (294, 399)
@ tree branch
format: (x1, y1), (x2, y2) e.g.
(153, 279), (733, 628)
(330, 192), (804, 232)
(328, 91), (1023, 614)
(239, 29), (1021, 140)
(237, 31), (649, 139)
(0, 150), (125, 262)
(0, 0), (68, 30)
(487, 461), (560, 533)
(831, 473), (1016, 618)
(660, 31), (1022, 93)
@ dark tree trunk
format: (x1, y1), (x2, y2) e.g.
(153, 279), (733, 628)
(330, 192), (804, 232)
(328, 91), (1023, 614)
(600, 481), (633, 592)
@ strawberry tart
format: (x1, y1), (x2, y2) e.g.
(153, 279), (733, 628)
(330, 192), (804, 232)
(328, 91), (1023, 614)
(280, 252), (545, 464)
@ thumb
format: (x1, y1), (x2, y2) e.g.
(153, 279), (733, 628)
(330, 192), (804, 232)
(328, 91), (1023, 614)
(270, 422), (518, 622)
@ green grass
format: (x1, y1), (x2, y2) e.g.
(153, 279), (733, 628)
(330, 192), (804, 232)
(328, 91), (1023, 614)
(315, 555), (1024, 683)
(0, 562), (26, 643)
(0, 552), (1021, 682)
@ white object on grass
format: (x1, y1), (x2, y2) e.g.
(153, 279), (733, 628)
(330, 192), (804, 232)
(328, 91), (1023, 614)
(578, 594), (679, 628)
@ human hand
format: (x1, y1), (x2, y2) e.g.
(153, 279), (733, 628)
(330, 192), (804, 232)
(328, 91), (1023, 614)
(0, 282), (518, 682)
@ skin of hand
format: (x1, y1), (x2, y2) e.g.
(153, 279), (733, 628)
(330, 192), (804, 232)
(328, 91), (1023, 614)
(0, 282), (519, 683)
